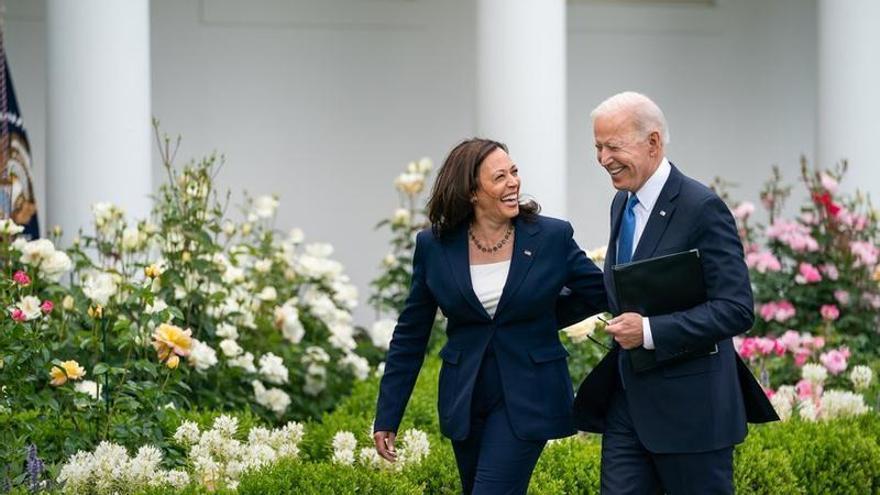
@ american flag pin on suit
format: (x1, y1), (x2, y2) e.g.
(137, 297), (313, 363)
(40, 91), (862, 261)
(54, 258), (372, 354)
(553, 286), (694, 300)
(524, 250), (532, 256)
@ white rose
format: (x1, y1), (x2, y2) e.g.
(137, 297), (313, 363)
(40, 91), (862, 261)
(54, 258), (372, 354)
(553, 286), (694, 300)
(289, 228), (305, 244)
(19, 239), (56, 266)
(340, 353), (370, 380)
(254, 259), (272, 273)
(40, 250), (73, 281)
(368, 319), (396, 351)
(145, 299), (168, 315)
(392, 208), (411, 227)
(562, 315), (603, 344)
(188, 340), (218, 372)
(122, 226), (141, 251)
(82, 272), (118, 306)
(258, 287), (278, 302)
(259, 352), (289, 385)
(230, 352), (257, 373)
(74, 380), (102, 400)
(274, 305), (305, 344)
(0, 219), (24, 235)
(220, 339), (244, 358)
(304, 243), (334, 259)
(417, 157), (433, 173)
(253, 195), (279, 219)
(17, 296), (43, 321)
(216, 323), (239, 340)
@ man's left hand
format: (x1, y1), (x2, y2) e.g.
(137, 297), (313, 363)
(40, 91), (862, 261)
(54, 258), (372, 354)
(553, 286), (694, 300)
(606, 312), (643, 350)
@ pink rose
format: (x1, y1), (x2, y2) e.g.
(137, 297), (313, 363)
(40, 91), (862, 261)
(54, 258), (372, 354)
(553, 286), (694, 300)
(794, 348), (811, 367)
(10, 309), (26, 322)
(851, 241), (879, 267)
(820, 304), (840, 321)
(834, 290), (851, 306)
(820, 173), (838, 194)
(759, 302), (778, 322)
(779, 330), (801, 351)
(738, 337), (757, 360)
(773, 340), (786, 357)
(795, 263), (822, 284)
(820, 348), (848, 375)
(733, 202), (755, 220)
(41, 300), (54, 314)
(756, 337), (777, 356)
(796, 379), (815, 400)
(746, 251), (782, 273)
(13, 270), (31, 286)
(811, 336), (826, 350)
(775, 301), (796, 322)
(820, 264), (839, 281)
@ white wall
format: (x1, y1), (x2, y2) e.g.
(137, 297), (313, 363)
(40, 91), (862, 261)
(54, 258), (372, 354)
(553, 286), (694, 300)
(566, 0), (817, 250)
(5, 0), (819, 325)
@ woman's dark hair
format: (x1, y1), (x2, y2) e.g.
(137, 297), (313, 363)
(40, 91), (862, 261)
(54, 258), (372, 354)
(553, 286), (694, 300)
(426, 138), (540, 238)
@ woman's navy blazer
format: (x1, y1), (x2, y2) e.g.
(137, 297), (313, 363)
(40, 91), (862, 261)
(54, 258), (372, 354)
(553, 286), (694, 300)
(374, 215), (608, 441)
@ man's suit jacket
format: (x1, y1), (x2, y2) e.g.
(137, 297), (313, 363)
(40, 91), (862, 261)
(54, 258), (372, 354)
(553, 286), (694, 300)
(573, 164), (776, 454)
(374, 215), (609, 441)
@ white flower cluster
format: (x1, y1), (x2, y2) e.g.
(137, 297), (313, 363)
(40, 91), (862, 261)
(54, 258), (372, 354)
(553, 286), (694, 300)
(771, 385), (871, 422)
(15, 238), (73, 281)
(173, 415), (304, 491)
(819, 390), (871, 419)
(57, 441), (189, 494)
(850, 365), (873, 391)
(802, 363), (828, 385)
(302, 346), (331, 396)
(332, 428), (431, 472)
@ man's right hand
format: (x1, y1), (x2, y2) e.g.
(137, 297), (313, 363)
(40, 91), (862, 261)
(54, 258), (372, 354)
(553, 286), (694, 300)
(373, 430), (398, 462)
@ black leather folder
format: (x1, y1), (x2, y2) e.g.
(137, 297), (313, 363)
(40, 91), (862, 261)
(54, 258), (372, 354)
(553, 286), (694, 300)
(612, 249), (717, 372)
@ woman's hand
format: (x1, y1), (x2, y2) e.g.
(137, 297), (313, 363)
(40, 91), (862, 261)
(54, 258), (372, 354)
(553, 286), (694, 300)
(373, 431), (398, 462)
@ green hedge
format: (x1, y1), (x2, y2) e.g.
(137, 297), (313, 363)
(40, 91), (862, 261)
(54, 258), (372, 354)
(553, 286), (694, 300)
(10, 354), (880, 494)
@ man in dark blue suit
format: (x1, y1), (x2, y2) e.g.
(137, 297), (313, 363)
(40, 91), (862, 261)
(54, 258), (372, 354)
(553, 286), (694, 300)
(577, 92), (776, 494)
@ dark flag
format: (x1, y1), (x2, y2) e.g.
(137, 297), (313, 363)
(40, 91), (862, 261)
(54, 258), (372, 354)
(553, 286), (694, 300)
(1, 32), (40, 239)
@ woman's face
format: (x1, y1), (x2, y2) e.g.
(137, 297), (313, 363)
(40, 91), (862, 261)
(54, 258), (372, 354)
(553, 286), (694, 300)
(473, 148), (521, 222)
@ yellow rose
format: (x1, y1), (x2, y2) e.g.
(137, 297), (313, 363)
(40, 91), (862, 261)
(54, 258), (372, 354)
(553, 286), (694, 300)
(166, 354), (181, 369)
(62, 295), (75, 311)
(144, 264), (162, 279)
(152, 323), (193, 367)
(88, 305), (103, 319)
(50, 360), (86, 386)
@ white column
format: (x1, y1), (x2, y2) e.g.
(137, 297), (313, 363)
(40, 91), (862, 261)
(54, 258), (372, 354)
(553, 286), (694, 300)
(46, 0), (152, 241)
(817, 0), (880, 197)
(476, 0), (567, 219)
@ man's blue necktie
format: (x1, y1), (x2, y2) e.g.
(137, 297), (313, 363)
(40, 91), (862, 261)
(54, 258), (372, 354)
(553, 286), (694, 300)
(617, 194), (640, 265)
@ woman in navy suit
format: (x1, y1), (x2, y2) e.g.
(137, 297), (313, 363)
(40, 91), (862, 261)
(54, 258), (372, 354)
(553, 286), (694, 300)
(373, 138), (608, 494)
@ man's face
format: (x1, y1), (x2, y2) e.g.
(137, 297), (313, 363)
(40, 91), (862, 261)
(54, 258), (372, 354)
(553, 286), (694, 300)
(593, 111), (661, 193)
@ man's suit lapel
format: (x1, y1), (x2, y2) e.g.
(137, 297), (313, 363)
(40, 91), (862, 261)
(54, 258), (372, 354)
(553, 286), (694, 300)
(495, 217), (542, 317)
(605, 191), (628, 313)
(631, 164), (683, 262)
(442, 225), (491, 320)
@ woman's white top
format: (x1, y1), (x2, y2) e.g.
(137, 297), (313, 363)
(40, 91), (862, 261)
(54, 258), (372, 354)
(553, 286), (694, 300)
(470, 260), (511, 318)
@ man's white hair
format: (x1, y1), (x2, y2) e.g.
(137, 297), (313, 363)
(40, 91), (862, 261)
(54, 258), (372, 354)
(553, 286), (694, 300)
(590, 91), (670, 145)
